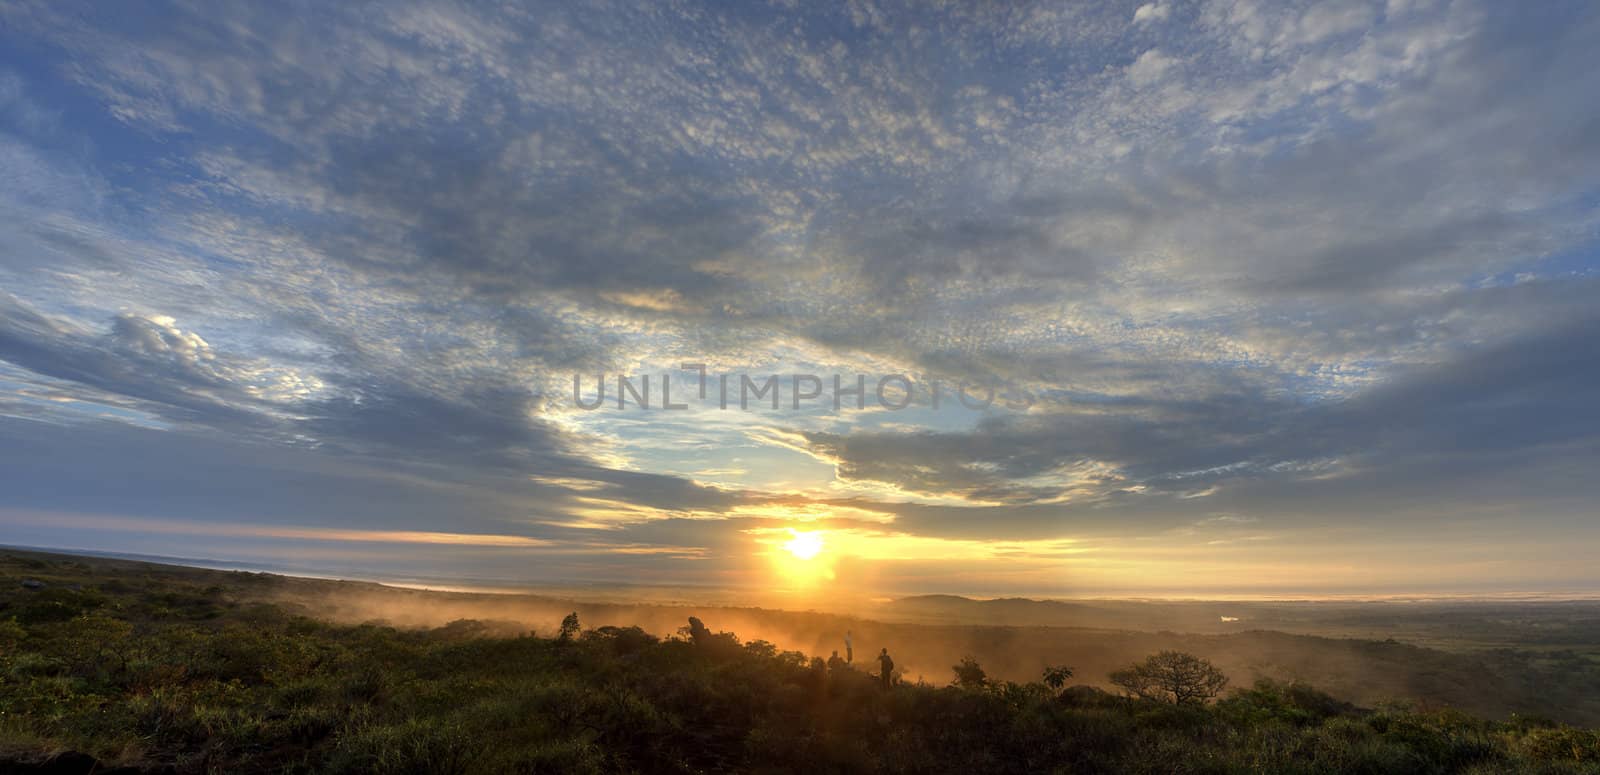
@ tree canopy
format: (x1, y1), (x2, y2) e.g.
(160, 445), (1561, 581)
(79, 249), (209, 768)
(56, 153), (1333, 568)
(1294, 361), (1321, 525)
(1109, 650), (1229, 705)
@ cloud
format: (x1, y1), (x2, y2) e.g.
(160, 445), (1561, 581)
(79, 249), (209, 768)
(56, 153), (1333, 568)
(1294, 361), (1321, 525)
(787, 307), (1600, 521)
(1127, 49), (1179, 85)
(0, 0), (1597, 592)
(1133, 4), (1171, 25)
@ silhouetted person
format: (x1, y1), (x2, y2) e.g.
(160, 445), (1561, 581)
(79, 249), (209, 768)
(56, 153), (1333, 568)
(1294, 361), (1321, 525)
(845, 630), (853, 663)
(828, 650), (846, 672)
(878, 647), (894, 689)
(685, 616), (711, 645)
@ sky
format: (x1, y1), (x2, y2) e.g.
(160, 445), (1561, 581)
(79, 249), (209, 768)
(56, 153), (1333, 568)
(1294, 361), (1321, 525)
(1, 0), (1598, 600)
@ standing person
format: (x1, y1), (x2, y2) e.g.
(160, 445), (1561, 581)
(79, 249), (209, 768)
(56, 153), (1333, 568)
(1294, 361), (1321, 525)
(877, 647), (894, 689)
(845, 630), (854, 664)
(828, 650), (846, 672)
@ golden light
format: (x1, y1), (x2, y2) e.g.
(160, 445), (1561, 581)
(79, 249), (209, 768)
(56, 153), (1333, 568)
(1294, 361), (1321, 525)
(765, 528), (835, 588)
(784, 530), (824, 560)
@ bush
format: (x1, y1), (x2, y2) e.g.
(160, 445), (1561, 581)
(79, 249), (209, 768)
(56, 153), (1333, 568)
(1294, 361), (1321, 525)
(952, 656), (987, 689)
(1518, 725), (1600, 763)
(1220, 679), (1358, 727)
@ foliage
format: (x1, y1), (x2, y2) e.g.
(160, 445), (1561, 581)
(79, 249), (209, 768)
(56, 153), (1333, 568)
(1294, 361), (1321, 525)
(1218, 678), (1358, 726)
(3, 552), (1600, 773)
(558, 611), (581, 642)
(1109, 649), (1230, 705)
(951, 655), (988, 689)
(1042, 664), (1076, 693)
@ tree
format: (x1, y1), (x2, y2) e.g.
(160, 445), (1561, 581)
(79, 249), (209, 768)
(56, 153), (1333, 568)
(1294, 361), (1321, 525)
(1042, 664), (1075, 693)
(678, 616), (741, 656)
(581, 625), (658, 655)
(744, 639), (779, 659)
(681, 616), (712, 644)
(1109, 651), (1228, 704)
(951, 655), (988, 689)
(558, 611), (581, 642)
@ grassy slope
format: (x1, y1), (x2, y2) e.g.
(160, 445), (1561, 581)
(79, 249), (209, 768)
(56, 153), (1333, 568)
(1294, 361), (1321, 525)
(27, 550), (1587, 724)
(3, 548), (1600, 774)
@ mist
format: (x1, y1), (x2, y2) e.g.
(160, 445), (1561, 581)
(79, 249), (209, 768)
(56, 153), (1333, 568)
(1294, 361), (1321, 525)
(248, 572), (1600, 725)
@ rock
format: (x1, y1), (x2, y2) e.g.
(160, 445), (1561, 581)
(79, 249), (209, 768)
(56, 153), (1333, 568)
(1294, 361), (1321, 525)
(20, 579), (45, 589)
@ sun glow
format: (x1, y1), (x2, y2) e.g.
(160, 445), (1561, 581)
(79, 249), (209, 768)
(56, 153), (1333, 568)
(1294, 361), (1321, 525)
(784, 530), (825, 560)
(767, 529), (835, 587)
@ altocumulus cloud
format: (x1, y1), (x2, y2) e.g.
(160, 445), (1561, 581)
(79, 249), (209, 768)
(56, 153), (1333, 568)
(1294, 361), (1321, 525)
(0, 0), (1598, 594)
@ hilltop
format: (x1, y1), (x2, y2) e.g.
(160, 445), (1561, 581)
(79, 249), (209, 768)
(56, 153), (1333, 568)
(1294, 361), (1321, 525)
(3, 548), (1600, 773)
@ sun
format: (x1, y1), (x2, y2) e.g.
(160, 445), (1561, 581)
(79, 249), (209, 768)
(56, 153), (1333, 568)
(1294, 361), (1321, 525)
(783, 531), (825, 561)
(767, 529), (835, 588)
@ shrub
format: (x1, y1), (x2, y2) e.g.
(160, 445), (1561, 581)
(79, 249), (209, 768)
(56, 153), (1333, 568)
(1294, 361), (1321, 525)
(952, 656), (988, 689)
(1220, 679), (1357, 727)
(1041, 664), (1075, 692)
(1518, 725), (1600, 763)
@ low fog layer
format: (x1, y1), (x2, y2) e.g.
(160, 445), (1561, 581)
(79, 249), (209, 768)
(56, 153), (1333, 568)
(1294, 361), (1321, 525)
(251, 573), (1600, 724)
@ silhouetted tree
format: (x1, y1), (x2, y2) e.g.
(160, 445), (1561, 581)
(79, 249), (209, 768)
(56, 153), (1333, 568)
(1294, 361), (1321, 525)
(744, 639), (779, 658)
(558, 611), (580, 642)
(1110, 651), (1228, 704)
(682, 616), (712, 644)
(1042, 664), (1075, 693)
(581, 625), (657, 655)
(679, 616), (741, 657)
(952, 655), (988, 689)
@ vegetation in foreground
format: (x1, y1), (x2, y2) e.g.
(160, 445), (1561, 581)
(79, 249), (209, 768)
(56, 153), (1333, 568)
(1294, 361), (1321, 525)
(3, 554), (1600, 773)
